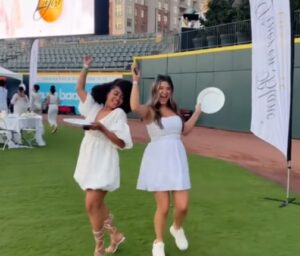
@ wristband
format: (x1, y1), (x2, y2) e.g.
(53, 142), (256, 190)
(132, 80), (138, 85)
(82, 65), (89, 73)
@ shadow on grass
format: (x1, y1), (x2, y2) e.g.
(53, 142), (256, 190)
(264, 197), (300, 207)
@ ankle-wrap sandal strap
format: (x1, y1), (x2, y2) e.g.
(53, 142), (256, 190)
(103, 213), (125, 254)
(104, 213), (114, 229)
(105, 234), (125, 254)
(93, 229), (105, 256)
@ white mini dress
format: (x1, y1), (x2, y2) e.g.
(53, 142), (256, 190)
(137, 115), (191, 192)
(74, 94), (133, 191)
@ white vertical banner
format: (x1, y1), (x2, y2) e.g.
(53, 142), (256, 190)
(250, 0), (291, 158)
(29, 39), (39, 99)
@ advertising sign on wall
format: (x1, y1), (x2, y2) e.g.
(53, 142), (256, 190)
(37, 73), (122, 113)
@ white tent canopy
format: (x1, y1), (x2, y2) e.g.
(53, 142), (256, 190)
(0, 66), (23, 81)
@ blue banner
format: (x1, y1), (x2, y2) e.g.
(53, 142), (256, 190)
(37, 73), (122, 114)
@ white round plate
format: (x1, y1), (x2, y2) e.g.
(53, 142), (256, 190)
(63, 118), (91, 126)
(197, 87), (225, 114)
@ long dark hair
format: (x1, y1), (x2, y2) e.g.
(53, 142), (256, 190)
(148, 74), (180, 128)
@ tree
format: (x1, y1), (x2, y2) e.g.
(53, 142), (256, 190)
(232, 0), (250, 21)
(200, 0), (251, 27)
(199, 0), (236, 27)
(294, 0), (300, 10)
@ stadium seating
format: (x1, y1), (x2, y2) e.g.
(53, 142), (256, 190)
(0, 33), (171, 72)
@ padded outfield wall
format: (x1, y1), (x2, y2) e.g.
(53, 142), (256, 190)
(133, 41), (300, 139)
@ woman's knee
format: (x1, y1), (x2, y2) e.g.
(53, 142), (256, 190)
(86, 199), (101, 214)
(173, 191), (189, 215)
(175, 202), (189, 215)
(85, 192), (105, 214)
(156, 205), (169, 217)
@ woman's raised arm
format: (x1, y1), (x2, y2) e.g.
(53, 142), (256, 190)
(130, 63), (151, 119)
(182, 103), (201, 135)
(76, 56), (93, 103)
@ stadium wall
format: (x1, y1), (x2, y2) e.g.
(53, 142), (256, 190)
(134, 42), (300, 139)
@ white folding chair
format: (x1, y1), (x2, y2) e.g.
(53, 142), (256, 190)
(21, 127), (37, 147)
(0, 118), (13, 150)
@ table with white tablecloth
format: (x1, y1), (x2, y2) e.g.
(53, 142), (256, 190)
(0, 115), (46, 148)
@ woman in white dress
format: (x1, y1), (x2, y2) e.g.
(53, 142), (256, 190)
(10, 86), (29, 115)
(130, 64), (201, 256)
(74, 56), (133, 256)
(46, 85), (59, 133)
(30, 84), (42, 114)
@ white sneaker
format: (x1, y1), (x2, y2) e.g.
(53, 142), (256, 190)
(152, 241), (165, 256)
(169, 225), (188, 250)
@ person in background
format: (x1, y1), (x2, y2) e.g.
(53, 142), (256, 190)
(74, 55), (133, 256)
(0, 79), (8, 112)
(30, 84), (42, 114)
(46, 85), (59, 133)
(10, 85), (29, 115)
(130, 63), (202, 256)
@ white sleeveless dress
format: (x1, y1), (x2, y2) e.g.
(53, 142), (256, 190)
(74, 94), (133, 191)
(47, 94), (59, 127)
(137, 115), (191, 192)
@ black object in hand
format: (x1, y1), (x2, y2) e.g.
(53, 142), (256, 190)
(133, 67), (138, 75)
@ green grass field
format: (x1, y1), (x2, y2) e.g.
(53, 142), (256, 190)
(0, 126), (299, 256)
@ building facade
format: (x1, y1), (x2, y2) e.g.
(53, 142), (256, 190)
(109, 0), (206, 34)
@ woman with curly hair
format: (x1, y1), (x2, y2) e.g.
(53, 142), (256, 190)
(74, 56), (133, 256)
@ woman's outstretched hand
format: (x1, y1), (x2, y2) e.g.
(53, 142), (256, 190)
(83, 55), (93, 67)
(90, 122), (105, 132)
(87, 122), (125, 148)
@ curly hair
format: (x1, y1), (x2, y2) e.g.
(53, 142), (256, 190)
(91, 79), (132, 113)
